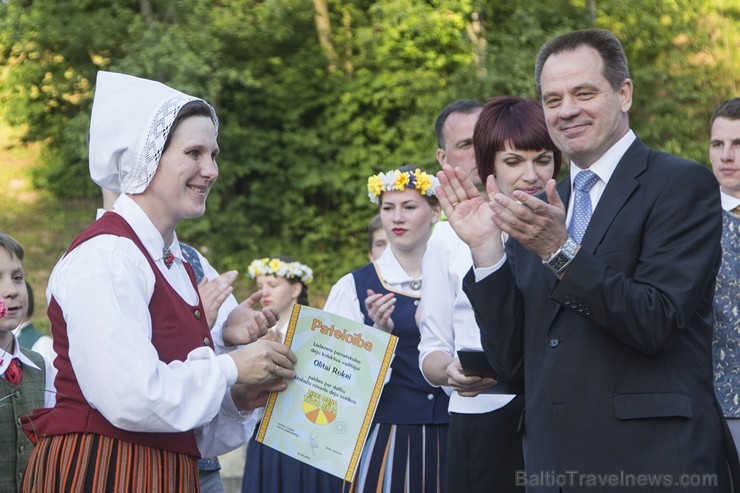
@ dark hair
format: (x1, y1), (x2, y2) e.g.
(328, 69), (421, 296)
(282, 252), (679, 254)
(434, 99), (484, 149)
(378, 164), (440, 208)
(162, 100), (216, 152)
(534, 29), (630, 95)
(474, 96), (562, 183)
(0, 232), (24, 261)
(26, 280), (34, 318)
(710, 98), (740, 127)
(367, 214), (383, 253)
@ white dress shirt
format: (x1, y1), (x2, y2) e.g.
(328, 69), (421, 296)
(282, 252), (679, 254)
(49, 194), (256, 457)
(565, 129), (636, 224)
(418, 222), (515, 414)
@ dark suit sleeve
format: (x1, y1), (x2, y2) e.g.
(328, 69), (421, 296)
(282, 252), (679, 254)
(552, 162), (722, 355)
(463, 253), (525, 381)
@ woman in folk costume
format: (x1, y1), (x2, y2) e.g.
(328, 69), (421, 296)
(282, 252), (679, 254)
(21, 71), (297, 492)
(323, 165), (449, 493)
(236, 257), (343, 493)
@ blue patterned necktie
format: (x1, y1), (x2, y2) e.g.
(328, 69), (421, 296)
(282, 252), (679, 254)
(568, 170), (599, 243)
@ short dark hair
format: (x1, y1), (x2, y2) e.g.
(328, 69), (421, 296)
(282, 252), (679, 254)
(434, 99), (484, 149)
(163, 100), (216, 152)
(0, 232), (24, 261)
(534, 29), (630, 95)
(710, 98), (740, 127)
(474, 96), (562, 183)
(367, 214), (383, 253)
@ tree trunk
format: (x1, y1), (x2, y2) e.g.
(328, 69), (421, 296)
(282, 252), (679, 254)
(312, 0), (338, 73)
(586, 0), (597, 25)
(140, 0), (153, 23)
(342, 8), (354, 75)
(466, 9), (486, 76)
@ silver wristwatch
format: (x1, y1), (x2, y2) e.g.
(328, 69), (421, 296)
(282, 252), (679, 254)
(543, 235), (578, 275)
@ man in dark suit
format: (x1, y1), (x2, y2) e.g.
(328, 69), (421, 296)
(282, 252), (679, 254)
(436, 29), (739, 491)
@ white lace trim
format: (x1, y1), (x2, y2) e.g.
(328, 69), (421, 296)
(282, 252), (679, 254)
(125, 96), (218, 194)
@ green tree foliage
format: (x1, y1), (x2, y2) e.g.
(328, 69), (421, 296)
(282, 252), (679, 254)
(0, 0), (137, 197)
(596, 0), (739, 166)
(1, 0), (738, 297)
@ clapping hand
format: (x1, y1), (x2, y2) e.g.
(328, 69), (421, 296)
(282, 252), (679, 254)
(198, 270), (237, 330)
(488, 180), (568, 260)
(436, 165), (506, 267)
(365, 289), (395, 333)
(437, 164), (501, 248)
(222, 290), (279, 346)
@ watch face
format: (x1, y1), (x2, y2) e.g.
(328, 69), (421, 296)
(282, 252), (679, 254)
(548, 252), (569, 272)
(544, 236), (577, 274)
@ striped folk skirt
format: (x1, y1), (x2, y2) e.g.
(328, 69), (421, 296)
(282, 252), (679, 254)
(21, 433), (199, 492)
(347, 423), (448, 493)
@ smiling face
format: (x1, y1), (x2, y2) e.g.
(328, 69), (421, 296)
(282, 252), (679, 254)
(437, 109), (482, 187)
(540, 45), (632, 168)
(710, 116), (740, 199)
(257, 275), (302, 319)
(494, 143), (555, 198)
(0, 248), (28, 335)
(132, 115), (219, 240)
(379, 188), (440, 253)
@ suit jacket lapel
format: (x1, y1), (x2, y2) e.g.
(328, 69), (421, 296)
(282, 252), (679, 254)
(580, 139), (648, 253)
(544, 139), (648, 331)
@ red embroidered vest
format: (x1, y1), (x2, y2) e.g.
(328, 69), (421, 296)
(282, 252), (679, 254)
(22, 213), (213, 457)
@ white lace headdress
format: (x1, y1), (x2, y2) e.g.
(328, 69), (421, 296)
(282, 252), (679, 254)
(89, 71), (218, 194)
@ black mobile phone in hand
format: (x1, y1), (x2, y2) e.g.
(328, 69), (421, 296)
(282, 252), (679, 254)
(457, 348), (497, 379)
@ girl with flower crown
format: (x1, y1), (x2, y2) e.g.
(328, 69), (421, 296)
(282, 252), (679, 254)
(235, 256), (345, 493)
(323, 164), (449, 493)
(244, 256), (313, 343)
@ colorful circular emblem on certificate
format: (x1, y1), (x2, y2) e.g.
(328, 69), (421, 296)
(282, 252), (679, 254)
(303, 390), (337, 425)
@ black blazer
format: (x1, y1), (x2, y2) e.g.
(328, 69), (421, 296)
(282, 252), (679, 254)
(464, 139), (739, 491)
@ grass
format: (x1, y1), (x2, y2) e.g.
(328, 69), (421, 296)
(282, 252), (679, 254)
(1, 120), (97, 334)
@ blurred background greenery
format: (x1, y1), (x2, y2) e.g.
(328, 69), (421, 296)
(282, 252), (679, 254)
(1, 0), (738, 333)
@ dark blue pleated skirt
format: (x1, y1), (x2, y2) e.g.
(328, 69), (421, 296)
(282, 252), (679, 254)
(348, 423), (448, 493)
(241, 425), (347, 493)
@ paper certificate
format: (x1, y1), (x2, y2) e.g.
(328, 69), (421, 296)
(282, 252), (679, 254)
(257, 304), (398, 482)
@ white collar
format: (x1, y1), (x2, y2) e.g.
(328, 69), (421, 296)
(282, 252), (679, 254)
(12, 320), (32, 336)
(0, 334), (41, 375)
(374, 245), (418, 285)
(720, 190), (740, 212)
(570, 129), (636, 186)
(111, 194), (183, 263)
